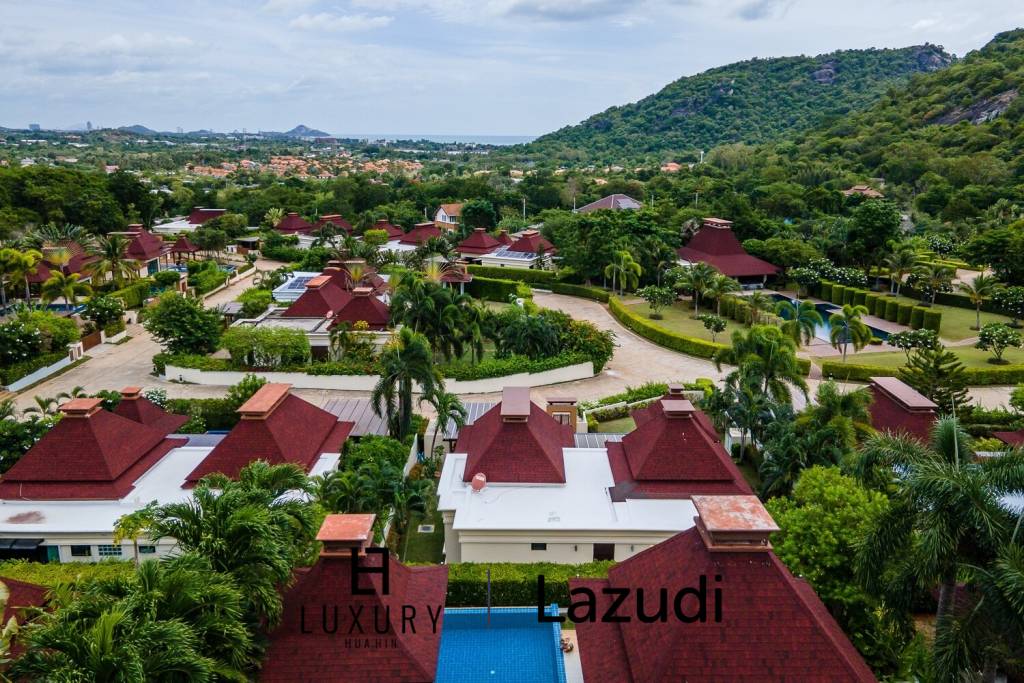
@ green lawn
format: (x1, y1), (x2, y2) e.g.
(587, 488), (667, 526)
(883, 294), (1014, 341)
(399, 509), (445, 564)
(814, 345), (1024, 369)
(737, 461), (762, 492)
(625, 300), (745, 344)
(597, 416), (636, 433)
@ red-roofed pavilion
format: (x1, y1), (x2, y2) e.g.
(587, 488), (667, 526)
(677, 217), (779, 281)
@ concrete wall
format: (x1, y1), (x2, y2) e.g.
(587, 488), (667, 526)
(163, 361), (594, 395)
(4, 354), (72, 392)
(446, 528), (671, 564)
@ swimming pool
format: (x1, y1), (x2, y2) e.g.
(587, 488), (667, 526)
(772, 294), (890, 341)
(435, 606), (567, 683)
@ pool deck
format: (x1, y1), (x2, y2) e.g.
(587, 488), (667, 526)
(562, 631), (584, 683)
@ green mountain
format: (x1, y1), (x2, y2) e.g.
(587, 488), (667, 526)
(526, 45), (952, 162)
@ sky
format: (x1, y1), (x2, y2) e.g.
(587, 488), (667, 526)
(2, 0), (1023, 136)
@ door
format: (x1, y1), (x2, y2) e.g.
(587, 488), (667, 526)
(593, 543), (615, 561)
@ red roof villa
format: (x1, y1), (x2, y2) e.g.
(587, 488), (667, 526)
(399, 222), (442, 246)
(437, 387), (751, 564)
(868, 376), (938, 442)
(371, 218), (406, 240)
(275, 212), (315, 235)
(572, 495), (876, 682)
(314, 214), (353, 233)
(677, 217), (779, 282)
(0, 385), (352, 564)
(456, 228), (502, 257)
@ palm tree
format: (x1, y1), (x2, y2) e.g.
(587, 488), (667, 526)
(0, 247), (19, 308)
(56, 386), (87, 402)
(704, 274), (740, 315)
(40, 272), (91, 307)
(853, 419), (1024, 667)
(0, 399), (16, 421)
(676, 262), (718, 315)
(775, 299), (823, 347)
(914, 263), (956, 306)
(393, 477), (430, 559)
(959, 273), (1003, 331)
(885, 245), (919, 294)
(22, 395), (59, 416)
(745, 290), (774, 325)
(112, 502), (158, 566)
(6, 250), (42, 303)
(829, 304), (872, 362)
(795, 380), (873, 449)
(263, 207), (285, 228)
(714, 325), (808, 403)
(372, 328), (439, 440)
(426, 388), (467, 456)
(389, 271), (436, 333)
(86, 235), (138, 287)
(603, 250), (642, 295)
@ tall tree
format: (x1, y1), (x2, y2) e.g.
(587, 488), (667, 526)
(899, 346), (970, 415)
(86, 235), (137, 287)
(40, 272), (91, 307)
(676, 262), (718, 315)
(371, 328), (439, 440)
(714, 325), (808, 403)
(775, 299), (824, 347)
(958, 273), (1003, 331)
(829, 304), (872, 362)
(603, 250), (642, 295)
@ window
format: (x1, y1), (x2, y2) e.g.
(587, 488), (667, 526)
(593, 543), (615, 561)
(69, 545), (92, 557)
(97, 545), (123, 558)
(139, 545), (157, 555)
(530, 543), (547, 551)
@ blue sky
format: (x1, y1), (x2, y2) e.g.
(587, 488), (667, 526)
(2, 0), (1023, 135)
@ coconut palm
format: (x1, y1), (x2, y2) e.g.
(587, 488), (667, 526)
(795, 380), (873, 449)
(852, 419), (1024, 669)
(704, 274), (741, 316)
(885, 245), (919, 294)
(775, 299), (823, 347)
(86, 235), (138, 287)
(56, 386), (87, 402)
(829, 304), (872, 362)
(26, 222), (91, 249)
(40, 272), (91, 307)
(714, 325), (808, 403)
(958, 273), (1003, 331)
(6, 249), (42, 303)
(263, 207), (285, 228)
(0, 247), (19, 308)
(389, 271), (436, 333)
(676, 262), (718, 316)
(914, 263), (956, 306)
(426, 388), (467, 456)
(0, 399), (16, 421)
(372, 328), (439, 440)
(22, 395), (60, 416)
(603, 250), (642, 295)
(393, 477), (431, 559)
(745, 290), (774, 325)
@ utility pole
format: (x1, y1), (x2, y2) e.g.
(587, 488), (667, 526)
(522, 197), (526, 220)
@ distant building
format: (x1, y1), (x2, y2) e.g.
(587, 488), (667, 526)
(576, 193), (643, 214)
(434, 203), (463, 228)
(677, 217), (779, 284)
(153, 207), (227, 234)
(843, 185), (885, 199)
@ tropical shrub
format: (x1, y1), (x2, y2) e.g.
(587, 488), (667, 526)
(16, 309), (79, 351)
(220, 326), (311, 370)
(0, 321), (42, 366)
(976, 323), (1022, 364)
(143, 293), (223, 355)
(236, 287), (273, 319)
(82, 295), (125, 330)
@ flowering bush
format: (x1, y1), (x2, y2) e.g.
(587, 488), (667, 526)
(0, 321), (43, 366)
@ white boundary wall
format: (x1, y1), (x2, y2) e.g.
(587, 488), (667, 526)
(163, 361), (594, 395)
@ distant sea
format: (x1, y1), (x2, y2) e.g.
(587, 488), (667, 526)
(337, 133), (535, 146)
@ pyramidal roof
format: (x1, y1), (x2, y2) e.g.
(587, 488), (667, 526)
(187, 207), (226, 225)
(457, 228), (501, 255)
(399, 222), (441, 245)
(508, 229), (555, 254)
(282, 276), (353, 318)
(263, 515), (448, 682)
(572, 496), (875, 682)
(113, 387), (189, 434)
(677, 217), (779, 278)
(185, 384), (352, 484)
(0, 398), (185, 500)
(329, 287), (390, 330)
(314, 214), (353, 232)
(275, 212), (315, 234)
(372, 219), (406, 239)
(456, 387), (573, 483)
(170, 235), (199, 253)
(124, 227), (167, 261)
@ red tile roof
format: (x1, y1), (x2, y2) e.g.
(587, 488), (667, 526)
(282, 278), (353, 318)
(677, 218), (779, 278)
(0, 400), (185, 500)
(607, 399), (751, 500)
(868, 379), (937, 442)
(399, 222), (442, 246)
(457, 228), (501, 255)
(328, 288), (391, 330)
(314, 214), (353, 233)
(262, 544), (448, 682)
(114, 388), (189, 434)
(573, 525), (876, 682)
(185, 386), (353, 484)
(438, 202), (463, 217)
(577, 193), (643, 214)
(187, 207), (226, 225)
(508, 229), (555, 254)
(495, 230), (513, 246)
(995, 430), (1024, 447)
(456, 390), (573, 483)
(0, 577), (47, 625)
(26, 261), (53, 284)
(123, 228), (168, 262)
(275, 212), (315, 235)
(371, 219), (406, 240)
(170, 236), (199, 253)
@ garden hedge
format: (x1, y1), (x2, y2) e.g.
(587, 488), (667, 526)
(923, 309), (942, 333)
(852, 290), (867, 307)
(819, 361), (1024, 386)
(831, 285), (845, 305)
(884, 299), (900, 322)
(864, 294), (880, 316)
(897, 303), (914, 326)
(843, 288), (856, 305)
(720, 296), (736, 319)
(549, 282), (609, 303)
(443, 561), (615, 607)
(1, 351), (66, 386)
(440, 353), (590, 381)
(732, 299), (751, 325)
(110, 279), (153, 309)
(465, 275), (524, 302)
(819, 282), (833, 301)
(609, 297), (727, 359)
(466, 265), (557, 285)
(910, 307), (926, 330)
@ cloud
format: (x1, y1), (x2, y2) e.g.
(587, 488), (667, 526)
(349, 0), (689, 24)
(261, 0), (317, 12)
(288, 12), (393, 31)
(735, 0), (788, 21)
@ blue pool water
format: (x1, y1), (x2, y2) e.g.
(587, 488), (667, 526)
(772, 294), (890, 341)
(435, 606), (566, 683)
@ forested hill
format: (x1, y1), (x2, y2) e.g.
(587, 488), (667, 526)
(524, 45), (952, 162)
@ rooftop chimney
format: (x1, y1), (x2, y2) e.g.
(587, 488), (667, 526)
(703, 217), (733, 229)
(237, 383), (291, 420)
(546, 396), (578, 427)
(500, 387), (531, 423)
(667, 383), (685, 396)
(287, 212), (299, 217)
(120, 386), (142, 400)
(692, 495), (779, 553)
(305, 275), (332, 289)
(661, 399), (695, 419)
(59, 397), (104, 418)
(317, 514), (375, 557)
(870, 377), (937, 413)
(352, 286), (373, 297)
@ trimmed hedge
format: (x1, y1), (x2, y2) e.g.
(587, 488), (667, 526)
(110, 279), (154, 309)
(440, 353), (590, 381)
(852, 290), (866, 307)
(864, 294), (880, 316)
(465, 275), (525, 302)
(831, 285), (845, 305)
(820, 360), (1024, 386)
(465, 265), (557, 285)
(843, 288), (855, 305)
(1, 351), (66, 385)
(897, 303), (914, 326)
(549, 282), (610, 303)
(820, 282), (833, 301)
(445, 561), (614, 607)
(884, 299), (900, 322)
(0, 559), (133, 588)
(609, 297), (727, 359)
(910, 307), (926, 330)
(923, 309), (942, 333)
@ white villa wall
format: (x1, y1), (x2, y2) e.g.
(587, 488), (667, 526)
(451, 530), (666, 564)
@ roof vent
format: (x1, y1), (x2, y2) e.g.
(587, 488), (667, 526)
(661, 399), (695, 419)
(500, 387), (531, 423)
(352, 286), (373, 297)
(305, 275), (332, 289)
(703, 217), (733, 229)
(471, 473), (487, 492)
(120, 386), (142, 400)
(667, 383), (685, 396)
(59, 397), (104, 418)
(287, 212), (299, 217)
(692, 495), (779, 553)
(317, 514), (375, 557)
(237, 383), (291, 420)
